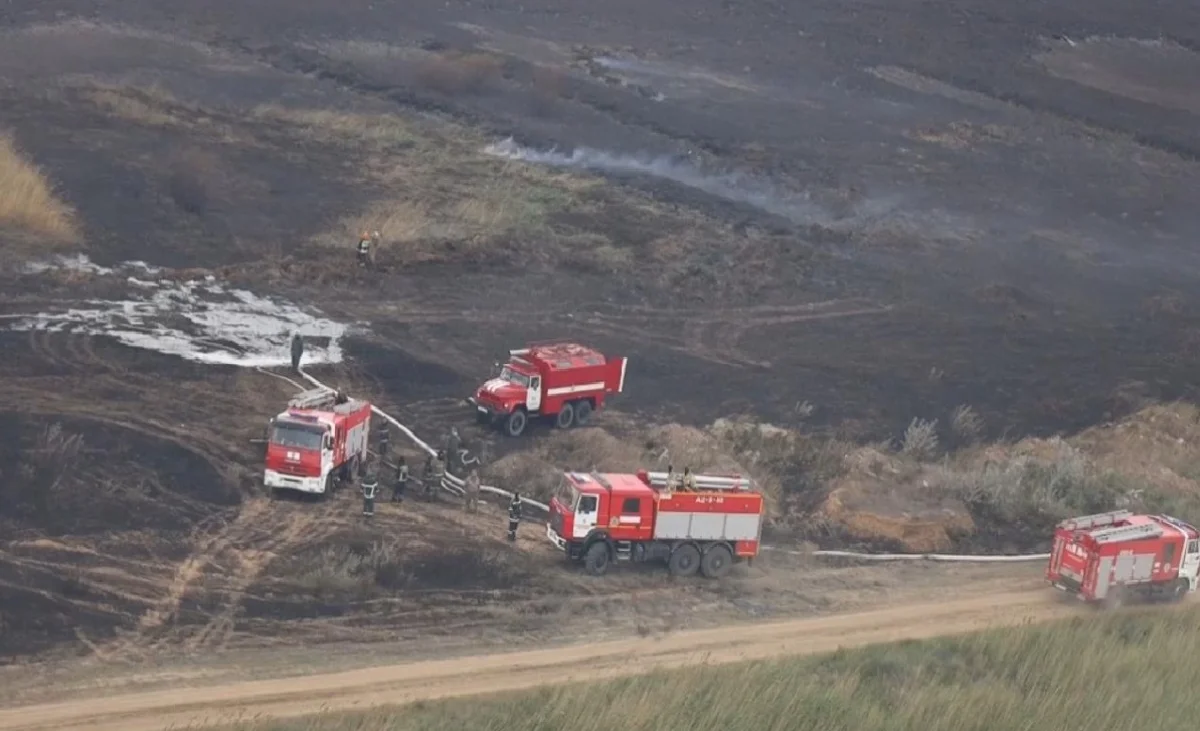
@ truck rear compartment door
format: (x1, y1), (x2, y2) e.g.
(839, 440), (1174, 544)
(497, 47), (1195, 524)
(605, 357), (628, 393)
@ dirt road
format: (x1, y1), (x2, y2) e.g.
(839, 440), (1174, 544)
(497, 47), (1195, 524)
(0, 579), (1083, 731)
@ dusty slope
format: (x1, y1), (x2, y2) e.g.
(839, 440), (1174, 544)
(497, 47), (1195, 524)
(0, 579), (1089, 731)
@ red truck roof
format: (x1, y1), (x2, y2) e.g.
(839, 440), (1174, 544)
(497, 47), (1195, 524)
(510, 342), (609, 372)
(566, 471), (656, 499)
(1057, 510), (1200, 547)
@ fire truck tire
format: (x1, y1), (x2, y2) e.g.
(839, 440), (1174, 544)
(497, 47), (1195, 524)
(668, 544), (701, 577)
(700, 544), (733, 579)
(556, 403), (576, 429)
(1168, 579), (1188, 602)
(583, 542), (611, 576)
(575, 400), (593, 426)
(504, 410), (528, 437)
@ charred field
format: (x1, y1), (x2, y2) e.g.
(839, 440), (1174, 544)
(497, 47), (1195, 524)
(0, 0), (1199, 676)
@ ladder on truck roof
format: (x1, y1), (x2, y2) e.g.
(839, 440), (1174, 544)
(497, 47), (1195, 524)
(1091, 522), (1163, 544)
(1058, 510), (1133, 531)
(644, 471), (754, 492)
(288, 387), (339, 411)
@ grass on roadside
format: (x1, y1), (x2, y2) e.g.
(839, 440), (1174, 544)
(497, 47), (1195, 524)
(224, 604), (1200, 731)
(0, 132), (79, 244)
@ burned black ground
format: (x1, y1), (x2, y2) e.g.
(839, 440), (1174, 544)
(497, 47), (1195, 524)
(0, 0), (1198, 665)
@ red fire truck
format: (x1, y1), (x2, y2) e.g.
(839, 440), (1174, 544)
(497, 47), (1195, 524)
(468, 342), (628, 437)
(263, 387), (372, 498)
(1045, 509), (1200, 607)
(546, 469), (764, 578)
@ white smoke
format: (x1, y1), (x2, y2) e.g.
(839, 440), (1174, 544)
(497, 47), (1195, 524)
(484, 137), (833, 225)
(7, 255), (352, 368)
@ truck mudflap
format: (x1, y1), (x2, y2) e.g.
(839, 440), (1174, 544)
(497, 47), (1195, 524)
(1049, 580), (1088, 600)
(546, 523), (567, 552)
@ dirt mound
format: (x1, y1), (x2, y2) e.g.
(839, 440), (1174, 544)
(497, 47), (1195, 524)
(818, 448), (975, 552)
(484, 421), (754, 505)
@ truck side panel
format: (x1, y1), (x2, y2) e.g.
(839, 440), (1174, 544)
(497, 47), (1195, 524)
(651, 510), (762, 542)
(1092, 556), (1113, 599)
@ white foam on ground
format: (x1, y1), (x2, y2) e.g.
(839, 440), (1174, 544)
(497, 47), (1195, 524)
(8, 255), (352, 368)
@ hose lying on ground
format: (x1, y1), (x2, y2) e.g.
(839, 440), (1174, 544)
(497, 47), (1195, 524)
(292, 368), (1049, 563)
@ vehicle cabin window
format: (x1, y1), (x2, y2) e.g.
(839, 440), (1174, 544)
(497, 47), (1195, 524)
(1190, 540), (1200, 555)
(579, 495), (598, 513)
(621, 498), (641, 514)
(1164, 543), (1177, 564)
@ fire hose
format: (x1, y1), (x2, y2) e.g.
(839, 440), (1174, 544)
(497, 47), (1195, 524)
(286, 368), (1051, 564)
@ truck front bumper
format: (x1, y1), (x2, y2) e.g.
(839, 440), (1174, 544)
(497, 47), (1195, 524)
(546, 523), (567, 552)
(265, 470), (325, 494)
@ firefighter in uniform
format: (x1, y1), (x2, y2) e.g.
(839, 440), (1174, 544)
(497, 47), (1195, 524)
(356, 231), (377, 269)
(290, 332), (304, 373)
(444, 427), (461, 478)
(664, 464), (680, 492)
(507, 492), (523, 542)
(463, 469), (481, 513)
(376, 420), (391, 462)
(392, 455), (408, 503)
(428, 450), (446, 499)
(420, 454), (436, 499)
(361, 462), (380, 518)
(681, 466), (697, 492)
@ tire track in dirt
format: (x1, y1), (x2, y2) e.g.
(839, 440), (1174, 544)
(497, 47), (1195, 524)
(336, 298), (893, 370)
(179, 497), (350, 654)
(102, 496), (349, 659)
(0, 584), (1097, 731)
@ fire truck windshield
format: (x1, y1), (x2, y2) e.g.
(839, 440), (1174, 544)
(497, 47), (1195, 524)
(499, 366), (531, 388)
(555, 480), (580, 511)
(271, 423), (324, 450)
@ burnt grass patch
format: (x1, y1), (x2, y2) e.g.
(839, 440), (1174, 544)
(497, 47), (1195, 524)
(0, 561), (141, 661)
(0, 86), (375, 270)
(0, 412), (232, 536)
(245, 526), (536, 620)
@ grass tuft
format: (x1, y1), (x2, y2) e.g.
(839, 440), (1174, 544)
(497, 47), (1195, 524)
(0, 132), (79, 243)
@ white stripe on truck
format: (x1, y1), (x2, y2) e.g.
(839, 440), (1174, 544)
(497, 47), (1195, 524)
(546, 382), (606, 396)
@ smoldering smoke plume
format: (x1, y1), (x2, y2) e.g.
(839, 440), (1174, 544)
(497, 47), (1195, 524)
(484, 137), (835, 225)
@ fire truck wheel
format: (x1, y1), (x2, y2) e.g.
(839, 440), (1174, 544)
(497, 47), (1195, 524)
(504, 410), (528, 437)
(700, 544), (733, 579)
(668, 544), (701, 577)
(556, 403), (576, 429)
(583, 542), (610, 576)
(575, 400), (593, 426)
(1169, 579), (1188, 603)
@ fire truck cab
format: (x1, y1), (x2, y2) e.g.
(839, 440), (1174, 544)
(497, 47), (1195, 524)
(469, 342), (627, 437)
(263, 387), (371, 498)
(547, 469), (763, 579)
(1046, 509), (1200, 607)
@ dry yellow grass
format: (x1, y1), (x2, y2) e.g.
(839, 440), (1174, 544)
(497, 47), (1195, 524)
(0, 132), (79, 243)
